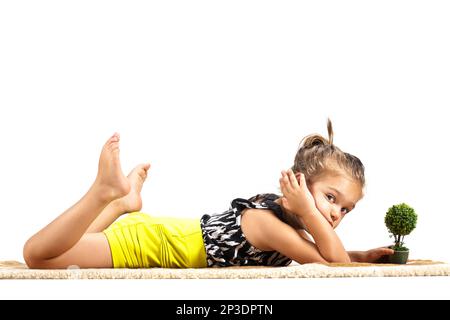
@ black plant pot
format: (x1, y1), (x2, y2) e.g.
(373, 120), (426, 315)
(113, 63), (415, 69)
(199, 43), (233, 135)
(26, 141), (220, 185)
(388, 249), (409, 264)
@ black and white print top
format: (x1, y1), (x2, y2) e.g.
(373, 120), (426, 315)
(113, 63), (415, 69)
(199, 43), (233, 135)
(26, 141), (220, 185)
(200, 193), (298, 267)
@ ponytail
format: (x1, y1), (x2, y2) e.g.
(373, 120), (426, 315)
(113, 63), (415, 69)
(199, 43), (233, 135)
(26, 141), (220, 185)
(301, 118), (334, 149)
(292, 118), (365, 187)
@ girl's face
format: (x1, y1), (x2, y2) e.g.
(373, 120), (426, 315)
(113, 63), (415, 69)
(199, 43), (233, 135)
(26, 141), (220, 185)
(307, 172), (363, 229)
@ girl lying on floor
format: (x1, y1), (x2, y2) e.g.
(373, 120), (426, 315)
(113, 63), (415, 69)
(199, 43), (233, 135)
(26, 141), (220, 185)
(23, 119), (393, 269)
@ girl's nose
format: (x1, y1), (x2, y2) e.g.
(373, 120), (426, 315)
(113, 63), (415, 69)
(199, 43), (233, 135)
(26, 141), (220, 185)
(330, 208), (340, 222)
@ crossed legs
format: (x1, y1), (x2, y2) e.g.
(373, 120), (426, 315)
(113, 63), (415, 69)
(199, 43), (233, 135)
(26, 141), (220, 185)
(86, 162), (150, 233)
(23, 133), (150, 269)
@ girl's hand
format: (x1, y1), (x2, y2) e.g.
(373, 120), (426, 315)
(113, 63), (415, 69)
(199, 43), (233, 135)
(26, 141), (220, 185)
(279, 169), (317, 219)
(362, 247), (395, 263)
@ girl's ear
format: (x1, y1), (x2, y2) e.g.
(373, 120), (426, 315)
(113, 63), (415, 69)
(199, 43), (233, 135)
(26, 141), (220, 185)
(294, 171), (313, 187)
(296, 172), (312, 187)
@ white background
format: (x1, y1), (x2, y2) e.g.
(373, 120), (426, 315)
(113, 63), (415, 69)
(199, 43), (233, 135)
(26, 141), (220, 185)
(1, 1), (449, 299)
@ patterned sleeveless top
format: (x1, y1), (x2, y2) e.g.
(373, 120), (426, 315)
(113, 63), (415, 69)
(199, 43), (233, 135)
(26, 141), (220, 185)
(200, 193), (300, 267)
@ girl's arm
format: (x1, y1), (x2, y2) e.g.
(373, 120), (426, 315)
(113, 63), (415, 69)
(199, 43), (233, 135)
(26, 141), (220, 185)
(299, 208), (351, 263)
(347, 251), (365, 262)
(252, 210), (328, 264)
(298, 230), (366, 263)
(349, 248), (395, 263)
(279, 170), (350, 263)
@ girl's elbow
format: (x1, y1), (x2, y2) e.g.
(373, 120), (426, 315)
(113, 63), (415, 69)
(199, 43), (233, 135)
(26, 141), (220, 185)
(23, 238), (44, 269)
(23, 239), (35, 267)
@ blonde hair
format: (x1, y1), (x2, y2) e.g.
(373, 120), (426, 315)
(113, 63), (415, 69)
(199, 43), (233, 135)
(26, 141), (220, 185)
(291, 118), (365, 187)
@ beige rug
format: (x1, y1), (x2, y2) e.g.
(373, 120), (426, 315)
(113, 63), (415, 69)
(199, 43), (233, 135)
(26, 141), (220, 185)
(1, 260), (449, 279)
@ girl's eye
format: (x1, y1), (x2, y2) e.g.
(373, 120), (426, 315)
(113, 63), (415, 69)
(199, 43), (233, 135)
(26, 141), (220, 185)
(341, 208), (349, 214)
(326, 194), (335, 202)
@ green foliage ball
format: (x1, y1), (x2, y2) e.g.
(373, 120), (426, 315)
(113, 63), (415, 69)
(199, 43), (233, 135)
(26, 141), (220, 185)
(385, 203), (418, 236)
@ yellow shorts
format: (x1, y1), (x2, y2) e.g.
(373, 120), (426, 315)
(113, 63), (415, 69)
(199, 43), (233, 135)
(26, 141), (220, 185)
(103, 212), (207, 268)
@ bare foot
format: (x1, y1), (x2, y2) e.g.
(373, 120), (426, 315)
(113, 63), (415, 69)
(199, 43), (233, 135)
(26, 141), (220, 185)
(115, 163), (151, 213)
(94, 133), (131, 202)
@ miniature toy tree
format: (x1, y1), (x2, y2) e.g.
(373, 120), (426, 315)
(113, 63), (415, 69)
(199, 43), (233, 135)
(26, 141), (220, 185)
(384, 203), (418, 264)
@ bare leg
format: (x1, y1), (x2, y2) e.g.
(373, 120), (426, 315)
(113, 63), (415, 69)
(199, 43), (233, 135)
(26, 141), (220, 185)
(86, 163), (151, 233)
(23, 133), (130, 263)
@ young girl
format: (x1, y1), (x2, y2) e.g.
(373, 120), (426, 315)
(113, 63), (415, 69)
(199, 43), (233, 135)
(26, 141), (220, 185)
(23, 119), (394, 269)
